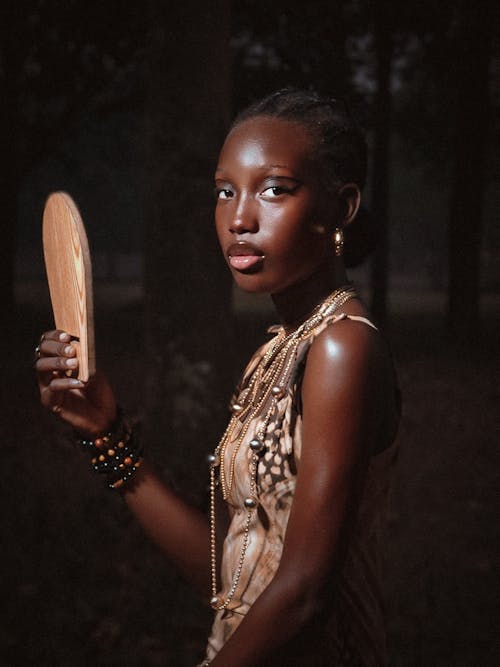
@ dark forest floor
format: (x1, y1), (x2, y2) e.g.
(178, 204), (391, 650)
(2, 285), (499, 666)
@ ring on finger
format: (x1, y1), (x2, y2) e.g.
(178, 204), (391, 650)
(34, 345), (41, 361)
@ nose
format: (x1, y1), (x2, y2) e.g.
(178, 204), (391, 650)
(229, 193), (258, 235)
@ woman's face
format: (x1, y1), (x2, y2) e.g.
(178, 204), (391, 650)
(215, 116), (337, 294)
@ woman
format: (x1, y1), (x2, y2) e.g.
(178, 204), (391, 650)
(35, 88), (400, 666)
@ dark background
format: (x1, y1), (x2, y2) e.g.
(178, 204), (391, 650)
(2, 1), (499, 665)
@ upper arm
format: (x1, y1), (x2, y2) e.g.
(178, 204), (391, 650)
(274, 320), (384, 591)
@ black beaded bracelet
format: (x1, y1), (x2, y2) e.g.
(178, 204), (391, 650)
(77, 410), (144, 490)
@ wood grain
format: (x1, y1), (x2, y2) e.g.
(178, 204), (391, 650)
(42, 192), (95, 381)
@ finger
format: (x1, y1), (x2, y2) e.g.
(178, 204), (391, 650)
(41, 377), (85, 412)
(40, 383), (66, 413)
(39, 339), (77, 359)
(48, 377), (85, 393)
(42, 380), (105, 431)
(40, 330), (72, 344)
(35, 355), (79, 375)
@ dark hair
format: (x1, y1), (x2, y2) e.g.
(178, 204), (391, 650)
(232, 87), (367, 191)
(231, 88), (376, 267)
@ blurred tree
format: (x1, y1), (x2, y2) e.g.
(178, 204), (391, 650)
(0, 3), (20, 323)
(390, 0), (498, 338)
(447, 0), (494, 341)
(142, 0), (234, 502)
(231, 0), (353, 108)
(0, 0), (146, 328)
(365, 0), (395, 326)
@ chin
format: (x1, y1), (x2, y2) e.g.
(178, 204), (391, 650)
(229, 263), (317, 295)
(233, 274), (302, 297)
(231, 272), (274, 295)
(233, 280), (273, 295)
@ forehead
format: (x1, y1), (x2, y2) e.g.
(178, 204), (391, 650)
(217, 116), (314, 172)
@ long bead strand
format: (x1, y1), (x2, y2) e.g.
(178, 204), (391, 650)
(208, 285), (357, 610)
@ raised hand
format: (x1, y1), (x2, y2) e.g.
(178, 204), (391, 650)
(35, 330), (117, 436)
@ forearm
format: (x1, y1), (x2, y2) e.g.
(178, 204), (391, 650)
(210, 574), (320, 666)
(122, 461), (210, 594)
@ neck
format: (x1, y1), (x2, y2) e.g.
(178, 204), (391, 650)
(271, 260), (349, 332)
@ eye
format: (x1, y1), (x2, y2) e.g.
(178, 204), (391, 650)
(260, 180), (300, 200)
(261, 186), (290, 198)
(215, 187), (234, 200)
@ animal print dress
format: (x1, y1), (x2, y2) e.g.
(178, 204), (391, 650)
(201, 312), (399, 666)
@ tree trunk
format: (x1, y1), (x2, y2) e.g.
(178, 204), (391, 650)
(142, 1), (234, 503)
(0, 5), (20, 330)
(446, 1), (492, 343)
(370, 5), (393, 327)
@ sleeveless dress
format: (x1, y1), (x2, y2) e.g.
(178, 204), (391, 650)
(202, 312), (399, 666)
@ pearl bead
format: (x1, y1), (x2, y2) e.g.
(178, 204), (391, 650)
(249, 438), (264, 452)
(244, 496), (258, 509)
(207, 453), (220, 467)
(232, 403), (243, 413)
(210, 595), (222, 609)
(271, 386), (285, 398)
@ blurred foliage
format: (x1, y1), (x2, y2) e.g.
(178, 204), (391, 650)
(1, 0), (147, 166)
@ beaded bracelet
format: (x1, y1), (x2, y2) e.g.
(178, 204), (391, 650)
(77, 410), (144, 490)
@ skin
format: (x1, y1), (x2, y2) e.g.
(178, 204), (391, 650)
(36, 115), (398, 665)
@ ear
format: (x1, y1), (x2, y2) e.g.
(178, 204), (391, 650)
(337, 183), (361, 227)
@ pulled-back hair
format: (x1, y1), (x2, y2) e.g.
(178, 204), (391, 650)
(232, 87), (368, 192)
(231, 88), (376, 267)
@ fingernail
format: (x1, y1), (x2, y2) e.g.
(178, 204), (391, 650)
(66, 358), (78, 368)
(70, 379), (83, 386)
(64, 345), (74, 355)
(59, 332), (70, 342)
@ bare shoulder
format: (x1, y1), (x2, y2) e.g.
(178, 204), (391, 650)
(302, 300), (397, 438)
(306, 305), (387, 383)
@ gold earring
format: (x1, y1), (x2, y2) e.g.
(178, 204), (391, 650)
(333, 228), (344, 257)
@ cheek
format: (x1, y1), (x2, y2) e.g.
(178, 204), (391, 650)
(296, 232), (330, 271)
(268, 221), (330, 279)
(214, 207), (228, 245)
(299, 200), (334, 259)
(286, 217), (330, 260)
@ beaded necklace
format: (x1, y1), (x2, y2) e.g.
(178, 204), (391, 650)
(208, 284), (357, 611)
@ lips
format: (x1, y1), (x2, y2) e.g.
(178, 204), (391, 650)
(227, 242), (265, 272)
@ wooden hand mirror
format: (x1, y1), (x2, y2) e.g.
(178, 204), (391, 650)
(42, 191), (95, 381)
